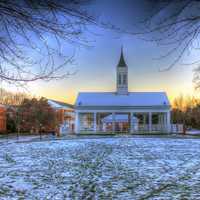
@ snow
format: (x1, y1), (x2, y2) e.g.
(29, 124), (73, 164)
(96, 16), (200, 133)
(75, 92), (170, 107)
(187, 129), (200, 135)
(48, 99), (63, 109)
(48, 99), (73, 110)
(0, 137), (200, 199)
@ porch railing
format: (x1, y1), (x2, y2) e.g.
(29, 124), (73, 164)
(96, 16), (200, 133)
(79, 124), (184, 134)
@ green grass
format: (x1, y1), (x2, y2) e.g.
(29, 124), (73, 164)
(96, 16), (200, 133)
(77, 132), (116, 136)
(76, 132), (171, 136)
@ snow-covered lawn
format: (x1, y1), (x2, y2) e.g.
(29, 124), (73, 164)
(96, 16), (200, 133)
(1, 137), (200, 199)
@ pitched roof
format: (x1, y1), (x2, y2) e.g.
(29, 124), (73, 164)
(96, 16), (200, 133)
(117, 48), (127, 67)
(48, 99), (74, 109)
(75, 92), (170, 107)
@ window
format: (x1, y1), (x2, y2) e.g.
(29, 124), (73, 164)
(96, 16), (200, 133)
(123, 74), (127, 85)
(118, 74), (121, 85)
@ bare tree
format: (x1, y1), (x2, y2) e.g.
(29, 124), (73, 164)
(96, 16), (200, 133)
(0, 0), (97, 85)
(0, 88), (30, 105)
(172, 94), (200, 128)
(133, 0), (200, 88)
(3, 0), (200, 88)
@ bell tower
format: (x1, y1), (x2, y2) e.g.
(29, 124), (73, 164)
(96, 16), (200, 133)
(116, 47), (128, 95)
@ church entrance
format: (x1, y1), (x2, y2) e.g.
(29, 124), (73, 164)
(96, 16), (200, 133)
(100, 113), (131, 133)
(96, 113), (131, 133)
(114, 113), (130, 133)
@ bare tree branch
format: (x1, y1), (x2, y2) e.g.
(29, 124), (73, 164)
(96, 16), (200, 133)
(133, 0), (200, 88)
(0, 0), (96, 85)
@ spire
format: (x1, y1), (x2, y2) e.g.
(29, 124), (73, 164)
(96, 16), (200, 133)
(117, 46), (127, 67)
(116, 46), (128, 95)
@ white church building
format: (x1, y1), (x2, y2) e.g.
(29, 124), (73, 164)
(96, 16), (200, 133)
(75, 49), (171, 134)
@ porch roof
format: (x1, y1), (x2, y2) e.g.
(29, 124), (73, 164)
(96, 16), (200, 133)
(48, 99), (74, 110)
(75, 92), (170, 108)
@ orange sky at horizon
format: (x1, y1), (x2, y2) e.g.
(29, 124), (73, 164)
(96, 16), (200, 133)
(30, 70), (199, 106)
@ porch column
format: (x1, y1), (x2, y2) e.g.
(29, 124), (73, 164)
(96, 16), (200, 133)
(149, 112), (152, 133)
(130, 112), (134, 133)
(162, 113), (166, 131)
(143, 114), (146, 125)
(143, 114), (147, 131)
(166, 111), (171, 133)
(163, 113), (167, 132)
(161, 113), (164, 125)
(94, 112), (97, 132)
(75, 111), (80, 134)
(158, 114), (162, 131)
(112, 112), (116, 133)
(158, 115), (161, 124)
(159, 113), (163, 131)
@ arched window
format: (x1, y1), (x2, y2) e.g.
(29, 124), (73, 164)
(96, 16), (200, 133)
(123, 74), (127, 84)
(118, 74), (121, 85)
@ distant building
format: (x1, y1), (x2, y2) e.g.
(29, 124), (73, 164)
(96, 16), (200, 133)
(0, 105), (6, 133)
(48, 99), (74, 134)
(75, 48), (171, 134)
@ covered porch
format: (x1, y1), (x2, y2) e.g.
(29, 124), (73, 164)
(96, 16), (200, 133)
(75, 110), (171, 134)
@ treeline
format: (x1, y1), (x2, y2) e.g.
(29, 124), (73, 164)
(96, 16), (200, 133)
(3, 88), (200, 133)
(7, 97), (57, 134)
(172, 95), (200, 129)
(0, 88), (57, 134)
(0, 88), (30, 106)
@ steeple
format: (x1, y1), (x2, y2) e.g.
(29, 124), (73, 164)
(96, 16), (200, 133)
(116, 47), (128, 95)
(117, 47), (127, 67)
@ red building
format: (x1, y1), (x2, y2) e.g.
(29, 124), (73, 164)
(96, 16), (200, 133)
(0, 105), (6, 133)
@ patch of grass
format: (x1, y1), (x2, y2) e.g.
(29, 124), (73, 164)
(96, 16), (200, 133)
(77, 132), (116, 136)
(3, 153), (16, 164)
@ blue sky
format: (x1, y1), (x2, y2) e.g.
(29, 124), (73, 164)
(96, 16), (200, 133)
(29, 25), (196, 104)
(2, 0), (197, 104)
